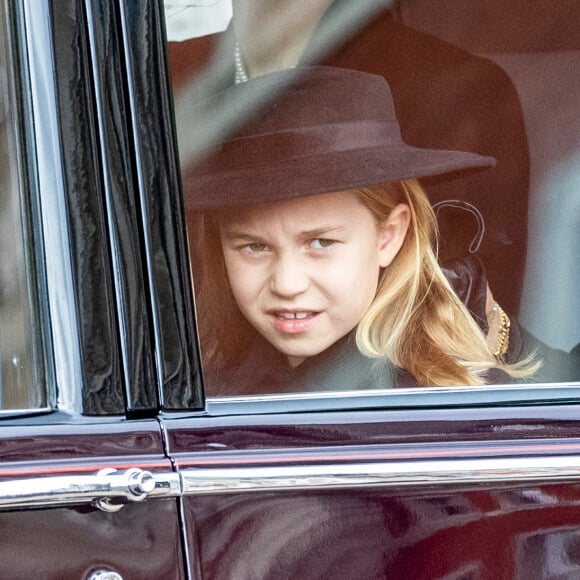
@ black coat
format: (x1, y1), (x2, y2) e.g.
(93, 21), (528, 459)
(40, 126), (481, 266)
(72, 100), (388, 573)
(206, 324), (579, 397)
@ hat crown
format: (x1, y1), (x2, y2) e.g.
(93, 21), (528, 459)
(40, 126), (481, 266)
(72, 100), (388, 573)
(184, 67), (495, 210)
(234, 67), (398, 137)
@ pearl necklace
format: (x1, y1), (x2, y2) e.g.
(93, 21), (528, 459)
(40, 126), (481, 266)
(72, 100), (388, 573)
(234, 41), (298, 84)
(234, 42), (249, 84)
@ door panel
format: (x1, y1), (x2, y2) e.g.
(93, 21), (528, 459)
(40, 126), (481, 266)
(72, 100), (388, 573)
(0, 417), (185, 579)
(0, 500), (183, 580)
(165, 405), (580, 579)
(117, 2), (580, 578)
(183, 485), (580, 580)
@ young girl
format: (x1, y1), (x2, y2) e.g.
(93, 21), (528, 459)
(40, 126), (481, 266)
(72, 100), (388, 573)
(184, 67), (576, 395)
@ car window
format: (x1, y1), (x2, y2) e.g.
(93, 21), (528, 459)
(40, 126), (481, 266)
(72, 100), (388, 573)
(0, 4), (46, 411)
(164, 0), (580, 399)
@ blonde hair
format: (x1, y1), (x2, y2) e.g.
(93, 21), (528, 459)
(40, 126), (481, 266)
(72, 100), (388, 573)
(190, 179), (536, 386)
(355, 179), (536, 385)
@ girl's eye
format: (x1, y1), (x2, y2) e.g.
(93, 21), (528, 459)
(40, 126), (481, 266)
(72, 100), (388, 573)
(309, 238), (336, 250)
(242, 242), (269, 254)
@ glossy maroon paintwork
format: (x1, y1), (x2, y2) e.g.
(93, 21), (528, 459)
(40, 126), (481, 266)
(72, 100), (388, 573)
(183, 484), (580, 580)
(162, 404), (580, 579)
(0, 415), (163, 464)
(0, 415), (185, 579)
(166, 404), (580, 453)
(0, 500), (184, 580)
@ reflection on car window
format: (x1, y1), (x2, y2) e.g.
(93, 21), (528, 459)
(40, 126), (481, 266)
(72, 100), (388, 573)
(165, 0), (580, 397)
(0, 7), (45, 410)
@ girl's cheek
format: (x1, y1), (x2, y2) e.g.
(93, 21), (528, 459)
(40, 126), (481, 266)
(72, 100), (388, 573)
(232, 263), (267, 296)
(223, 260), (249, 295)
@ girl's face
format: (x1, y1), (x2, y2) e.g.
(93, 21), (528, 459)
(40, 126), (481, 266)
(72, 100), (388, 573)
(219, 191), (410, 367)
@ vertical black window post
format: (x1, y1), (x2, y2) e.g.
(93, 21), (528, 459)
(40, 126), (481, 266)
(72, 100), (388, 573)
(46, 0), (126, 414)
(118, 0), (203, 410)
(83, 0), (159, 415)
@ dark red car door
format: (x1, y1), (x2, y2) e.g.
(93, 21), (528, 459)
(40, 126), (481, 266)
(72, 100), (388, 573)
(0, 1), (186, 577)
(0, 417), (183, 579)
(163, 403), (580, 579)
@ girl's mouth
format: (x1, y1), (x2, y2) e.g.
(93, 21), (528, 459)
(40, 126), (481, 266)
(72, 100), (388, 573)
(270, 311), (319, 334)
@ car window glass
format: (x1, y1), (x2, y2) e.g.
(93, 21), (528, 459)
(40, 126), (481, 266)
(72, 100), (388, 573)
(164, 0), (580, 398)
(0, 5), (46, 411)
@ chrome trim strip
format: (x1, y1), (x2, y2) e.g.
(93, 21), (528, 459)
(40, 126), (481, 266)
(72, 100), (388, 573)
(22, 0), (83, 413)
(204, 383), (580, 415)
(209, 382), (580, 403)
(0, 468), (180, 510)
(6, 455), (580, 509)
(0, 407), (53, 418)
(181, 455), (580, 495)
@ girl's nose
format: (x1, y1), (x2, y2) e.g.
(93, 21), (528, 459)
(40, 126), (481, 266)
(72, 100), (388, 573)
(269, 254), (310, 297)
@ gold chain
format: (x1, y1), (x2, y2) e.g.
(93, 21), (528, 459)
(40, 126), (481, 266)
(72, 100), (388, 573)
(492, 302), (511, 361)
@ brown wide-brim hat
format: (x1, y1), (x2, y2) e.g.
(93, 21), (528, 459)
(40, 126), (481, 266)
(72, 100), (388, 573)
(183, 67), (495, 211)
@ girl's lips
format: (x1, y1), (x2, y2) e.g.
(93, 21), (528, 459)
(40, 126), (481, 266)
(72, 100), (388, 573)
(269, 311), (320, 334)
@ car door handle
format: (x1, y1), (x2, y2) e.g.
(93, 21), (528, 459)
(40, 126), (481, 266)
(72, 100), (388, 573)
(0, 467), (180, 511)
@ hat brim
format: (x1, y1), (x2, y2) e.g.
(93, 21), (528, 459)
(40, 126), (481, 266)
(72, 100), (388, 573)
(184, 144), (495, 211)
